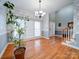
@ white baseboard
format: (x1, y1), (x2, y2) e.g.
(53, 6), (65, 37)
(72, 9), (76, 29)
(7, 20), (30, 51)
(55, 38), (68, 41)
(55, 35), (62, 37)
(0, 43), (9, 58)
(42, 36), (50, 39)
(62, 42), (79, 50)
(23, 36), (42, 41)
(23, 36), (50, 41)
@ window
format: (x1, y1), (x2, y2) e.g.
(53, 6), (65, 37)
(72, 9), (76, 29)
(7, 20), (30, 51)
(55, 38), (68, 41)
(35, 21), (41, 36)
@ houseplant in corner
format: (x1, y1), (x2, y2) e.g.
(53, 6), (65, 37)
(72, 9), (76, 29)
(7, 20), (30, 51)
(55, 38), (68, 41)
(3, 2), (26, 59)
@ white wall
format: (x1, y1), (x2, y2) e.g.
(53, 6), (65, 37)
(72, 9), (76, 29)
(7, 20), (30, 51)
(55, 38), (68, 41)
(0, 2), (7, 54)
(73, 0), (79, 37)
(49, 12), (56, 22)
(23, 20), (35, 39)
(42, 14), (50, 38)
(49, 12), (55, 36)
(55, 4), (74, 31)
(49, 22), (55, 36)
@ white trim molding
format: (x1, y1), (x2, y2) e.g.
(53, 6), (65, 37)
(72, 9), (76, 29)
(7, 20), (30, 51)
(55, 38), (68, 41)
(62, 42), (79, 50)
(41, 36), (50, 39)
(0, 43), (9, 58)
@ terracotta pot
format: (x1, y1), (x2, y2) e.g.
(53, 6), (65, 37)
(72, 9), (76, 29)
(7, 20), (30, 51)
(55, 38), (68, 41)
(14, 47), (26, 59)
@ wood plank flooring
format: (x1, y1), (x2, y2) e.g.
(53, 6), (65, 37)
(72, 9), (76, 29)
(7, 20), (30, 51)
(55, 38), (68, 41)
(1, 36), (79, 59)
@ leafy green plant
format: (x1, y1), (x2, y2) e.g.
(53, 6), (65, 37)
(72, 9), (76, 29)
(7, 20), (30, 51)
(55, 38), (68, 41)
(3, 1), (16, 42)
(14, 23), (24, 46)
(17, 28), (24, 39)
(3, 1), (15, 24)
(13, 39), (25, 47)
(14, 28), (24, 46)
(6, 10), (16, 24)
(13, 40), (21, 47)
(3, 1), (14, 9)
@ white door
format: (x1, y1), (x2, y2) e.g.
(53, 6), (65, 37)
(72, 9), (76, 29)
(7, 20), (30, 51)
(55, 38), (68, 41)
(49, 22), (55, 36)
(34, 21), (41, 37)
(25, 21), (34, 38)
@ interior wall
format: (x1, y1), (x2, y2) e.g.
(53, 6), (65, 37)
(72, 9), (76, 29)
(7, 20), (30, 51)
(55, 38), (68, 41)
(0, 3), (7, 54)
(73, 0), (79, 38)
(49, 21), (55, 36)
(23, 20), (35, 39)
(42, 14), (49, 38)
(55, 4), (74, 35)
(49, 12), (55, 36)
(49, 12), (56, 22)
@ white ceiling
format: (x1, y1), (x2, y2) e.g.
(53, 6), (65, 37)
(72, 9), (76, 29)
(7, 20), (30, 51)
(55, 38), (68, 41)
(9, 0), (73, 13)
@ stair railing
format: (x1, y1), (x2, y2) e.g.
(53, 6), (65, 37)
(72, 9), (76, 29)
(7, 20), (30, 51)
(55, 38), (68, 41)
(62, 27), (73, 42)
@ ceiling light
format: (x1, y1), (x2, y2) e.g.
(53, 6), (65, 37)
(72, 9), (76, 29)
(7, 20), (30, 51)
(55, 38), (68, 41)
(35, 0), (46, 18)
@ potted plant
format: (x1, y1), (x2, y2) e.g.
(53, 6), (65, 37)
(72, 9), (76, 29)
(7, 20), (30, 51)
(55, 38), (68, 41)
(13, 26), (25, 59)
(3, 2), (26, 58)
(13, 21), (26, 59)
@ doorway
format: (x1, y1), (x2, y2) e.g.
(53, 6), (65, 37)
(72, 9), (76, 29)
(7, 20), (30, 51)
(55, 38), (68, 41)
(34, 21), (41, 37)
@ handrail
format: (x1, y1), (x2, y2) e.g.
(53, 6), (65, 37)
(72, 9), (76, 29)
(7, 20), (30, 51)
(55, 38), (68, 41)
(62, 27), (73, 41)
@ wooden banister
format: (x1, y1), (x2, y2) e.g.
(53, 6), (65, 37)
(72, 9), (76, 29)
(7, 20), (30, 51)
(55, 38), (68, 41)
(62, 27), (73, 41)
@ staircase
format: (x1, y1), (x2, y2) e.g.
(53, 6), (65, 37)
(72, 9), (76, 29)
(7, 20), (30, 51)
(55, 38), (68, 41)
(62, 21), (79, 50)
(62, 27), (73, 42)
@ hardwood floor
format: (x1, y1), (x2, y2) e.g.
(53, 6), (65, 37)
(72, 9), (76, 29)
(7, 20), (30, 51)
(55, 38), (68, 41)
(1, 36), (79, 59)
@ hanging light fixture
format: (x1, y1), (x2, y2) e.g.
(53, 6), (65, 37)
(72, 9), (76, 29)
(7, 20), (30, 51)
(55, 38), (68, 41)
(35, 0), (46, 18)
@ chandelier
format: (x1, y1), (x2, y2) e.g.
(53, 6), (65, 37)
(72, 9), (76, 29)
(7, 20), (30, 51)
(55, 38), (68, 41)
(35, 0), (46, 18)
